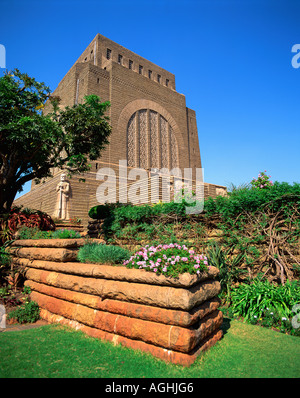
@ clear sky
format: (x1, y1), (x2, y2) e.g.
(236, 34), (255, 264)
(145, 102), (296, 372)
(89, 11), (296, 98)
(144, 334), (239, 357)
(1, 0), (299, 199)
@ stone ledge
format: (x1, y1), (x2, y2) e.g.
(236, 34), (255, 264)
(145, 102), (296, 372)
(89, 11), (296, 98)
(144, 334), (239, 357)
(11, 238), (104, 248)
(39, 308), (223, 366)
(31, 290), (223, 353)
(25, 267), (221, 310)
(13, 257), (219, 288)
(25, 279), (221, 327)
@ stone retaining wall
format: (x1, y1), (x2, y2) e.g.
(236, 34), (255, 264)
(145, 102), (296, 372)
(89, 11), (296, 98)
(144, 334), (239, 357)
(11, 239), (223, 366)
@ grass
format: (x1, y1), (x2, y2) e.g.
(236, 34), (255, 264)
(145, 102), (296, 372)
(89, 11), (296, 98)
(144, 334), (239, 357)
(0, 318), (299, 378)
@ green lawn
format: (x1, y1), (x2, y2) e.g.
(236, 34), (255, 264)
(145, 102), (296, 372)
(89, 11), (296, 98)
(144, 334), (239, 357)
(0, 318), (299, 378)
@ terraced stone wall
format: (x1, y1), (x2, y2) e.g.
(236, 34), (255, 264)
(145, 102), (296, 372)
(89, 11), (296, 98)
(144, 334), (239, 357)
(11, 239), (223, 366)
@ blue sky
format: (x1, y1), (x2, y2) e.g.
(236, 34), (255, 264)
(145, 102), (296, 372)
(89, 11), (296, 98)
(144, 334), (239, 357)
(1, 0), (299, 199)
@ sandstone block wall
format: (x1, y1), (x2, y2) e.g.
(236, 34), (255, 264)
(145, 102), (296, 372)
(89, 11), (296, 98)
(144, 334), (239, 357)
(11, 239), (223, 366)
(13, 33), (227, 226)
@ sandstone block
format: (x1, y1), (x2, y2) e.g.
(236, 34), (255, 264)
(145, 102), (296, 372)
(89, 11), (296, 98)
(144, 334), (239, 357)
(26, 280), (221, 327)
(15, 256), (219, 287)
(31, 291), (222, 353)
(11, 238), (105, 248)
(39, 308), (223, 366)
(11, 247), (77, 262)
(26, 268), (221, 310)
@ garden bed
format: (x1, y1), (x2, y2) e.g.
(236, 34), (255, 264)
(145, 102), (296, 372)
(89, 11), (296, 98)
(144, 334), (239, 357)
(10, 238), (223, 366)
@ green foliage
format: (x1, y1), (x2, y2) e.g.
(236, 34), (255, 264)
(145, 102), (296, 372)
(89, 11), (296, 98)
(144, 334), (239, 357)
(124, 243), (208, 278)
(88, 204), (112, 219)
(51, 229), (81, 239)
(251, 171), (273, 189)
(17, 226), (52, 239)
(204, 181), (300, 219)
(99, 201), (200, 244)
(7, 300), (40, 324)
(0, 240), (13, 284)
(0, 69), (111, 214)
(206, 241), (245, 300)
(0, 285), (11, 299)
(230, 278), (300, 321)
(17, 226), (81, 239)
(77, 242), (130, 265)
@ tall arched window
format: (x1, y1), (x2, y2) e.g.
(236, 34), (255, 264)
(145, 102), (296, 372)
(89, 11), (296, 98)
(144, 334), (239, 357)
(127, 109), (179, 170)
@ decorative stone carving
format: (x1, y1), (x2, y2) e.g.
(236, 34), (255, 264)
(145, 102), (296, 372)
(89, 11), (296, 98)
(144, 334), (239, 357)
(127, 113), (136, 167)
(127, 109), (179, 170)
(54, 174), (70, 220)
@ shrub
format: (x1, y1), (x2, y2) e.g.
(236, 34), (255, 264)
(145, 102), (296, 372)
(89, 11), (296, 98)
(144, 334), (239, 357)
(230, 278), (300, 321)
(17, 226), (52, 240)
(51, 229), (81, 239)
(206, 241), (245, 301)
(17, 226), (81, 239)
(8, 206), (55, 233)
(7, 300), (40, 324)
(77, 243), (130, 265)
(88, 204), (112, 220)
(124, 243), (208, 278)
(204, 181), (300, 219)
(251, 171), (273, 189)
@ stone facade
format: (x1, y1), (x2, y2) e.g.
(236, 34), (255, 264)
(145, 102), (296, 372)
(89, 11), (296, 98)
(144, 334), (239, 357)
(14, 34), (226, 224)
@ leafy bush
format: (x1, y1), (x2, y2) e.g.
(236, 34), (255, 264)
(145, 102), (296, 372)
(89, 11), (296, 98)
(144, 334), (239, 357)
(124, 243), (208, 278)
(251, 171), (273, 189)
(88, 204), (112, 220)
(8, 206), (55, 233)
(7, 300), (40, 324)
(17, 226), (52, 240)
(204, 181), (300, 219)
(51, 229), (81, 239)
(77, 242), (130, 265)
(230, 278), (300, 321)
(17, 226), (81, 239)
(206, 241), (245, 300)
(203, 181), (300, 285)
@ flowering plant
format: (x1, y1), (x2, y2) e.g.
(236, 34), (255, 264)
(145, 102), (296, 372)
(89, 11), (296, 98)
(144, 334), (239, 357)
(251, 171), (273, 189)
(124, 243), (209, 278)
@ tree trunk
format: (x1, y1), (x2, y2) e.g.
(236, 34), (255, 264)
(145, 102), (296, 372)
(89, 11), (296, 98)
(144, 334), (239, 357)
(0, 185), (19, 216)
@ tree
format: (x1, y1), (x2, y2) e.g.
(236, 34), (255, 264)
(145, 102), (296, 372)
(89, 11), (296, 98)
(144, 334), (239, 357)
(0, 69), (111, 216)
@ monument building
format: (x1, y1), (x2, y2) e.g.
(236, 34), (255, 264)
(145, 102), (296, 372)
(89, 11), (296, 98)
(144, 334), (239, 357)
(14, 34), (226, 224)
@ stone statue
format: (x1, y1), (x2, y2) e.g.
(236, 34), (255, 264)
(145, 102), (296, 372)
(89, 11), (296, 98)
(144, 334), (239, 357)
(54, 174), (70, 219)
